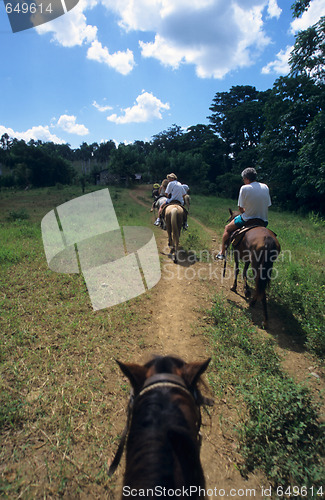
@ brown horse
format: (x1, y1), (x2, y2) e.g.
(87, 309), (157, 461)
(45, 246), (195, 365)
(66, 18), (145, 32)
(165, 204), (185, 263)
(116, 355), (212, 499)
(227, 209), (281, 327)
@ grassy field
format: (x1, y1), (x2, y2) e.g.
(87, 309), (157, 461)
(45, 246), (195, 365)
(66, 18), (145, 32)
(0, 186), (153, 498)
(0, 185), (324, 498)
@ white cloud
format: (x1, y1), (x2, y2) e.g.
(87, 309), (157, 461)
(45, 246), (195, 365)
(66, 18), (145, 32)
(57, 115), (89, 135)
(36, 2), (97, 47)
(261, 45), (292, 75)
(92, 100), (113, 112)
(0, 125), (65, 144)
(267, 0), (282, 19)
(35, 0), (135, 75)
(34, 0), (285, 78)
(261, 0), (325, 76)
(87, 40), (135, 75)
(108, 0), (279, 79)
(290, 0), (325, 34)
(106, 91), (170, 124)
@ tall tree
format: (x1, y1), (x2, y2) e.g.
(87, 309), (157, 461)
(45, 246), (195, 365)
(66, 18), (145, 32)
(294, 111), (325, 211)
(151, 124), (184, 153)
(258, 75), (323, 207)
(208, 86), (268, 169)
(290, 17), (325, 84)
(291, 0), (311, 18)
(95, 140), (116, 164)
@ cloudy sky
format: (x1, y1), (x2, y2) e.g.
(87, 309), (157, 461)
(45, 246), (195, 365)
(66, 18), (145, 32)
(1, 0), (324, 148)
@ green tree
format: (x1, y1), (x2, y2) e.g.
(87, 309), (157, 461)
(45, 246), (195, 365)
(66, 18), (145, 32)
(290, 17), (325, 84)
(94, 140), (116, 164)
(0, 133), (13, 151)
(291, 0), (312, 18)
(109, 143), (143, 179)
(258, 75), (323, 208)
(169, 151), (210, 191)
(294, 111), (325, 211)
(151, 124), (184, 153)
(208, 86), (269, 169)
(5, 139), (74, 187)
(145, 149), (170, 182)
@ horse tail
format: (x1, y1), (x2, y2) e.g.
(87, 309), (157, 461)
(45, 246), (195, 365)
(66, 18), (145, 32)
(171, 207), (179, 247)
(256, 236), (279, 300)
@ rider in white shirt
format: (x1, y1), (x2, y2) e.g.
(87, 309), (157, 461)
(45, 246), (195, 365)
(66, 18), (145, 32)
(216, 167), (271, 259)
(154, 173), (186, 225)
(165, 178), (186, 204)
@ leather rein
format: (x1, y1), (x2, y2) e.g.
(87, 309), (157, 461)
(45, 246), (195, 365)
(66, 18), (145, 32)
(107, 373), (205, 477)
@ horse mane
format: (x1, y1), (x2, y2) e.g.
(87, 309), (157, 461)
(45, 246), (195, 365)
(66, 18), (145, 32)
(124, 388), (204, 490)
(118, 355), (211, 496)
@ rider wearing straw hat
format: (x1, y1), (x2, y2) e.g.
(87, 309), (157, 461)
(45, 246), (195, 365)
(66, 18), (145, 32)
(154, 173), (186, 226)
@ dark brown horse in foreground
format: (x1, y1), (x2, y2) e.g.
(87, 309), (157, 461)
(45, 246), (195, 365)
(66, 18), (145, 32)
(165, 204), (186, 263)
(227, 209), (281, 328)
(116, 355), (212, 499)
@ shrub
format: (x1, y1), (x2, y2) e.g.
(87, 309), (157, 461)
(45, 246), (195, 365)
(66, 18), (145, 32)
(7, 208), (30, 221)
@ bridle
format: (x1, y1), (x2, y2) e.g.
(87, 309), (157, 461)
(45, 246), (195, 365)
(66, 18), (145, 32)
(107, 373), (209, 477)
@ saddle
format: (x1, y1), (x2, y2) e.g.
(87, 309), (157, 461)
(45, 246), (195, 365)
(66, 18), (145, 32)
(161, 200), (188, 220)
(230, 219), (276, 248)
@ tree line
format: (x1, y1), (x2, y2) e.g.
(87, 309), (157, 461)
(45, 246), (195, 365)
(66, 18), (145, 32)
(0, 1), (324, 214)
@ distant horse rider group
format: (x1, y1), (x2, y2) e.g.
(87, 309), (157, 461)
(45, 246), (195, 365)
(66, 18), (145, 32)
(151, 173), (189, 230)
(150, 167), (280, 324)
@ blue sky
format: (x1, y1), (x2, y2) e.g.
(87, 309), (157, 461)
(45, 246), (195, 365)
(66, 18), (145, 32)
(1, 0), (324, 149)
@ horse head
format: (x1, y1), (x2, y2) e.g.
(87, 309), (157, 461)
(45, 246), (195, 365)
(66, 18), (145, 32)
(117, 355), (211, 400)
(114, 356), (213, 494)
(227, 208), (241, 223)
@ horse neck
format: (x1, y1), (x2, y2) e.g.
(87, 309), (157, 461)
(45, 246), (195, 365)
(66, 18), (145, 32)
(123, 390), (204, 491)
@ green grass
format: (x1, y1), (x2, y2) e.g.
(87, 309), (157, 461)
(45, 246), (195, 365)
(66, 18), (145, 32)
(205, 294), (325, 490)
(0, 185), (156, 498)
(0, 184), (324, 497)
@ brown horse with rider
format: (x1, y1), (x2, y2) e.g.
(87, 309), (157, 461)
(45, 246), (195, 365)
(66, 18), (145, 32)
(216, 168), (280, 326)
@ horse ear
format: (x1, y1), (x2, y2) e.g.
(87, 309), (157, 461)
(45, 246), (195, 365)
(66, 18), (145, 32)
(182, 358), (211, 388)
(229, 208), (233, 216)
(116, 360), (147, 393)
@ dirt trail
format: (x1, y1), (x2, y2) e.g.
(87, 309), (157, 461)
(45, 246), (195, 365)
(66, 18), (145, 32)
(117, 187), (324, 499)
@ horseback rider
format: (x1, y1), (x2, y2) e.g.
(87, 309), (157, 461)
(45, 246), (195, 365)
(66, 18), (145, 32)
(216, 167), (271, 260)
(181, 184), (189, 229)
(159, 178), (169, 197)
(151, 179), (169, 215)
(152, 183), (160, 198)
(154, 173), (186, 226)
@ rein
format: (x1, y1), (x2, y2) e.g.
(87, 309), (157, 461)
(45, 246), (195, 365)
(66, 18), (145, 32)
(107, 373), (203, 477)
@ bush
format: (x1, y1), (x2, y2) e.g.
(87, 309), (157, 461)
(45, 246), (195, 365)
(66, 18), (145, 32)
(206, 295), (325, 488)
(240, 375), (324, 487)
(215, 172), (242, 198)
(7, 208), (30, 221)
